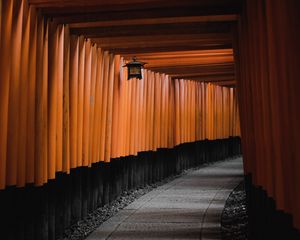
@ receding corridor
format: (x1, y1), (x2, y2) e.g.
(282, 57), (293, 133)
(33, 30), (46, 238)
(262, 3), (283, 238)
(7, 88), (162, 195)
(1, 0), (299, 239)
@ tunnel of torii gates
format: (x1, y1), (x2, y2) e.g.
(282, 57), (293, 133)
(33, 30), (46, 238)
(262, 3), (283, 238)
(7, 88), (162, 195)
(0, 0), (299, 239)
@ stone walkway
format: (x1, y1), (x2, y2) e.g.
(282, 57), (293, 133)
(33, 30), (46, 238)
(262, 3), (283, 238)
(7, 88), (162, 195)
(87, 158), (244, 240)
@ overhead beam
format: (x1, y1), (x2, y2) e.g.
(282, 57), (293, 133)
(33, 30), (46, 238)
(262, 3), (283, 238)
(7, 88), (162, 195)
(31, 0), (240, 7)
(42, 7), (240, 25)
(123, 49), (233, 58)
(103, 44), (232, 54)
(212, 80), (236, 87)
(29, 0), (239, 85)
(91, 33), (232, 47)
(171, 74), (235, 82)
(146, 62), (234, 71)
(167, 70), (235, 78)
(143, 56), (234, 68)
(95, 41), (231, 51)
(170, 73), (235, 79)
(32, 0), (242, 16)
(68, 15), (237, 28)
(70, 22), (232, 38)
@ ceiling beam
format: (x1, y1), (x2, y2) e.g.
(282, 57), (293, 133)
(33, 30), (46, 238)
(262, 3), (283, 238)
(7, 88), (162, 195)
(91, 33), (232, 47)
(29, 0), (239, 84)
(212, 80), (236, 87)
(146, 62), (234, 71)
(102, 44), (232, 55)
(32, 0), (240, 7)
(68, 15), (237, 28)
(171, 74), (235, 82)
(42, 7), (239, 25)
(70, 22), (232, 38)
(32, 0), (242, 16)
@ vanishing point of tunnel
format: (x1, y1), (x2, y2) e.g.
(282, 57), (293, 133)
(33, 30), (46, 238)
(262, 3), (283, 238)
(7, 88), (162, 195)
(0, 0), (299, 240)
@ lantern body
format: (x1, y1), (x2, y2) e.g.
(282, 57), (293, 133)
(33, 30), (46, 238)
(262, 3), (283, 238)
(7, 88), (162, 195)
(123, 57), (146, 80)
(127, 65), (143, 79)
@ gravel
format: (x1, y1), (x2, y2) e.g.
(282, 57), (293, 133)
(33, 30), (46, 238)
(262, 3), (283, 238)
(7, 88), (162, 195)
(221, 181), (249, 240)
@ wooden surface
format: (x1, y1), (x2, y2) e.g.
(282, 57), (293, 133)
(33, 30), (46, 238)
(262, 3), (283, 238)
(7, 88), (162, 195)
(25, 0), (240, 86)
(12, 0), (300, 232)
(0, 0), (240, 190)
(236, 0), (300, 230)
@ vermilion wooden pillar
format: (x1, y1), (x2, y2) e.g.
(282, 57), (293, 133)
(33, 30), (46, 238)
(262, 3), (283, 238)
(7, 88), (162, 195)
(236, 0), (300, 234)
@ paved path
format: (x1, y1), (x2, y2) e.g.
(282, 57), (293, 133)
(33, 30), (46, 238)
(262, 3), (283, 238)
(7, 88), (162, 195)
(87, 158), (244, 240)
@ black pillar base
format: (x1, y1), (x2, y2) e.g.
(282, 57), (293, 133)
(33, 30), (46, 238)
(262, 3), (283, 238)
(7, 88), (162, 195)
(245, 174), (300, 240)
(0, 137), (241, 240)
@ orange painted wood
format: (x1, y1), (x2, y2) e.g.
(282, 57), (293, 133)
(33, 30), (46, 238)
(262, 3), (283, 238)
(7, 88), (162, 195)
(88, 45), (97, 164)
(104, 54), (115, 162)
(77, 36), (85, 167)
(183, 80), (188, 143)
(164, 76), (170, 148)
(6, 0), (23, 186)
(188, 81), (192, 141)
(161, 74), (166, 147)
(69, 36), (79, 168)
(170, 77), (175, 147)
(35, 17), (48, 185)
(134, 77), (140, 153)
(26, 6), (37, 183)
(191, 81), (196, 142)
(82, 39), (92, 166)
(111, 55), (121, 158)
(92, 48), (103, 162)
(153, 73), (162, 150)
(174, 79), (180, 145)
(164, 76), (169, 147)
(165, 75), (170, 147)
(94, 50), (105, 161)
(141, 70), (148, 152)
(196, 82), (201, 140)
(187, 81), (192, 142)
(56, 24), (64, 172)
(124, 70), (132, 155)
(236, 0), (300, 230)
(136, 76), (142, 153)
(116, 58), (126, 157)
(134, 77), (141, 154)
(48, 20), (58, 179)
(141, 72), (147, 151)
(17, 0), (30, 187)
(185, 81), (189, 142)
(160, 74), (166, 148)
(144, 71), (150, 150)
(99, 51), (109, 161)
(0, 0), (241, 189)
(179, 80), (184, 143)
(0, 1), (1, 41)
(265, 0), (287, 210)
(63, 24), (70, 172)
(201, 83), (206, 139)
(133, 77), (139, 154)
(0, 0), (13, 189)
(148, 71), (154, 150)
(42, 20), (50, 183)
(185, 81), (188, 142)
(129, 77), (137, 155)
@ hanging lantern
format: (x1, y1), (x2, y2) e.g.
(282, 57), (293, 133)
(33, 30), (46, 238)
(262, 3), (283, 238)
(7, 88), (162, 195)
(123, 57), (147, 80)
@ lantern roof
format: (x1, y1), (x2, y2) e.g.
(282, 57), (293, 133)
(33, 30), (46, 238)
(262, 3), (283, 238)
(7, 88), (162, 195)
(123, 57), (147, 68)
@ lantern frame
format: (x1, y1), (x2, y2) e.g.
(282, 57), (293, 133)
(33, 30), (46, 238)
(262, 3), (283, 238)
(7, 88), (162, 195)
(123, 57), (147, 80)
